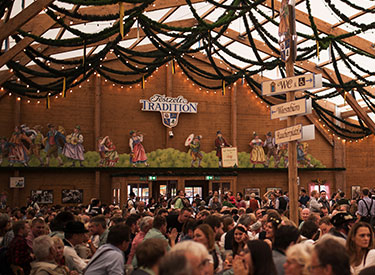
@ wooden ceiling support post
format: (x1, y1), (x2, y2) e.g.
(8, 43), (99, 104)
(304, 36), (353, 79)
(231, 82), (238, 147)
(166, 62), (173, 148)
(94, 74), (101, 199)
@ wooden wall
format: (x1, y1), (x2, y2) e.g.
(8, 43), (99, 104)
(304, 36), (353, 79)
(0, 58), (350, 206)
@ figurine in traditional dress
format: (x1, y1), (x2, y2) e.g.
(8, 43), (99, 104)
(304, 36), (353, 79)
(297, 142), (313, 168)
(8, 126), (32, 166)
(278, 143), (288, 168)
(190, 135), (203, 168)
(44, 124), (65, 167)
(129, 130), (148, 167)
(63, 125), (85, 167)
(215, 131), (231, 168)
(0, 137), (9, 165)
(98, 136), (119, 167)
(263, 132), (280, 168)
(249, 132), (266, 168)
(30, 125), (44, 166)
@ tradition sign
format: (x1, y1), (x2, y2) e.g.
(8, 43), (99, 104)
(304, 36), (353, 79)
(140, 94), (198, 128)
(275, 124), (302, 144)
(271, 98), (312, 120)
(261, 74), (322, 96)
(222, 147), (238, 168)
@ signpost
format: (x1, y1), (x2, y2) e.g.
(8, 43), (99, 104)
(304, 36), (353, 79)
(275, 124), (302, 144)
(270, 98), (312, 120)
(262, 74), (322, 96)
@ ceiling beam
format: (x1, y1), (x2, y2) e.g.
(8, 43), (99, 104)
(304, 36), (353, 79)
(0, 0), (54, 42)
(322, 67), (375, 134)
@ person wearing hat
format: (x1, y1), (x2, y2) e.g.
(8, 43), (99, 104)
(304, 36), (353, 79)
(330, 212), (356, 239)
(249, 132), (266, 168)
(44, 124), (65, 167)
(63, 221), (88, 273)
(215, 131), (230, 168)
(190, 135), (203, 168)
(63, 125), (85, 167)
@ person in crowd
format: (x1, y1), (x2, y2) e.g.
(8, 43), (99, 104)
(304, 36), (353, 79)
(298, 189), (310, 208)
(357, 188), (375, 224)
(193, 224), (220, 273)
(7, 220), (33, 275)
(52, 236), (66, 266)
(179, 218), (197, 242)
(221, 214), (253, 251)
(233, 239), (277, 275)
(298, 208), (310, 229)
(63, 221), (88, 273)
(300, 220), (319, 243)
(235, 192), (246, 208)
(127, 216), (153, 265)
(330, 212), (356, 240)
(0, 213), (11, 244)
(49, 211), (75, 239)
(159, 250), (193, 275)
(309, 234), (350, 275)
(125, 214), (141, 262)
(132, 238), (167, 275)
(273, 225), (300, 275)
(283, 242), (313, 275)
(203, 215), (224, 243)
(346, 222), (375, 275)
(167, 207), (193, 235)
(319, 216), (334, 237)
(263, 190), (278, 209)
(248, 193), (260, 212)
(337, 191), (350, 206)
(170, 240), (213, 275)
(87, 215), (109, 254)
(26, 218), (46, 250)
(264, 211), (282, 247)
(30, 235), (70, 275)
(84, 224), (131, 274)
(143, 215), (177, 249)
(309, 190), (321, 213)
(318, 190), (330, 213)
(359, 266), (375, 275)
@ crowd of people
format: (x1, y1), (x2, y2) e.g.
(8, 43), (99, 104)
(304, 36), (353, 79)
(1, 187), (375, 275)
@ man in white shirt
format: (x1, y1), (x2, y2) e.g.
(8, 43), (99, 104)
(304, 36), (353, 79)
(63, 221), (88, 273)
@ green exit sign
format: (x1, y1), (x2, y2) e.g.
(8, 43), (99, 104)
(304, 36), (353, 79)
(148, 176), (157, 181)
(205, 176), (213, 180)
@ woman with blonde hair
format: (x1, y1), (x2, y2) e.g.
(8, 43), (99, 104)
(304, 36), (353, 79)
(283, 242), (313, 275)
(346, 221), (375, 275)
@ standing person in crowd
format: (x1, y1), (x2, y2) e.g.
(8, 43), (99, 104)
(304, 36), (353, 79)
(125, 214), (141, 262)
(318, 190), (330, 213)
(330, 212), (356, 240)
(357, 188), (375, 224)
(7, 220), (33, 275)
(172, 190), (189, 210)
(263, 190), (277, 209)
(249, 193), (260, 212)
(87, 215), (109, 254)
(309, 190), (321, 213)
(337, 191), (350, 206)
(309, 235), (350, 275)
(52, 236), (66, 267)
(132, 238), (167, 275)
(283, 242), (312, 275)
(235, 192), (246, 209)
(167, 207), (192, 235)
(127, 216), (153, 265)
(84, 224), (131, 275)
(346, 222), (375, 275)
(143, 215), (177, 249)
(299, 208), (310, 229)
(298, 189), (310, 208)
(264, 211), (282, 247)
(63, 221), (88, 273)
(26, 218), (46, 249)
(30, 235), (70, 275)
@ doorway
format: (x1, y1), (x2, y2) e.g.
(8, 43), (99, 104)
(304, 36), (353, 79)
(185, 180), (208, 204)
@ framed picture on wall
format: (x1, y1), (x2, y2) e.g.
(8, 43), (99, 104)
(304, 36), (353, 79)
(62, 189), (83, 204)
(244, 188), (260, 197)
(351, 186), (361, 200)
(31, 190), (53, 204)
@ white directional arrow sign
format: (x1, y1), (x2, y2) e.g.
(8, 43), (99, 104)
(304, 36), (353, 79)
(262, 74), (322, 96)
